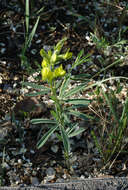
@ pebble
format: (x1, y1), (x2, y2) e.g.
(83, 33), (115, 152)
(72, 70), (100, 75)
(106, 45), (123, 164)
(0, 42), (5, 47)
(51, 144), (59, 153)
(36, 39), (41, 44)
(46, 167), (56, 176)
(31, 49), (37, 55)
(30, 177), (39, 185)
(1, 48), (6, 54)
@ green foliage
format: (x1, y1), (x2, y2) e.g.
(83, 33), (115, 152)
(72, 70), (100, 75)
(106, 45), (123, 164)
(24, 39), (91, 165)
(20, 0), (42, 72)
(90, 33), (109, 50)
(91, 83), (128, 167)
(0, 148), (6, 186)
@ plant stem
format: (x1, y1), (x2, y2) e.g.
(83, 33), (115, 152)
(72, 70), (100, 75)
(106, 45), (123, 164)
(50, 81), (70, 164)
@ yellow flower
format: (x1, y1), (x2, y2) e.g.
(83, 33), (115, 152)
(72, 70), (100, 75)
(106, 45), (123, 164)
(54, 65), (66, 78)
(41, 67), (54, 82)
(41, 58), (49, 67)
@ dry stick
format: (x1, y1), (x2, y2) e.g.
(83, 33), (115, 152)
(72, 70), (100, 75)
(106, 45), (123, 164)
(88, 105), (110, 124)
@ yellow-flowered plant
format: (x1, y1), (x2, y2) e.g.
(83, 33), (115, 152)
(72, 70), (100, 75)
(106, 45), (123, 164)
(40, 37), (72, 83)
(24, 38), (91, 167)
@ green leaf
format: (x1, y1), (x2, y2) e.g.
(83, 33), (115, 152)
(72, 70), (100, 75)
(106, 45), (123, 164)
(71, 50), (90, 70)
(63, 84), (85, 98)
(75, 49), (84, 61)
(91, 130), (104, 159)
(68, 110), (93, 120)
(31, 119), (57, 124)
(54, 37), (67, 54)
(120, 96), (128, 122)
(27, 16), (40, 47)
(68, 127), (85, 138)
(71, 74), (91, 81)
(60, 126), (70, 154)
(40, 48), (50, 61)
(25, 90), (49, 96)
(56, 79), (62, 90)
(74, 55), (90, 68)
(36, 6), (44, 15)
(59, 77), (71, 98)
(56, 132), (62, 141)
(64, 98), (90, 105)
(50, 110), (58, 121)
(37, 125), (58, 149)
(63, 113), (71, 124)
(65, 104), (87, 109)
(25, 0), (29, 35)
(102, 89), (119, 124)
(22, 82), (50, 91)
(66, 123), (78, 135)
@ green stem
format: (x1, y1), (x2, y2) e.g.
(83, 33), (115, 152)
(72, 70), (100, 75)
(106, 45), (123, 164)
(50, 81), (69, 160)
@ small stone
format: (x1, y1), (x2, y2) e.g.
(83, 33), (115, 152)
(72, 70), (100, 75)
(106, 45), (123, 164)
(31, 49), (37, 55)
(0, 76), (2, 84)
(80, 175), (86, 179)
(0, 42), (5, 47)
(32, 170), (37, 176)
(30, 150), (35, 154)
(1, 48), (6, 54)
(51, 145), (59, 153)
(62, 173), (67, 179)
(18, 159), (22, 164)
(43, 45), (51, 51)
(46, 167), (56, 176)
(36, 39), (41, 44)
(30, 177), (39, 185)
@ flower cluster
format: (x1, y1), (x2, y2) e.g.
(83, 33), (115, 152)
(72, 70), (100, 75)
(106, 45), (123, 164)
(40, 38), (72, 83)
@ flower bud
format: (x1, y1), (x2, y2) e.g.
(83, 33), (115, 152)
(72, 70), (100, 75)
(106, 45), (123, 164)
(54, 65), (66, 78)
(42, 58), (48, 67)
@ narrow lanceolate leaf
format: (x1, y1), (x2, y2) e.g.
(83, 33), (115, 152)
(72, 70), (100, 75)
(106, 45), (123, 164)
(31, 119), (57, 124)
(50, 110), (58, 121)
(74, 55), (91, 68)
(37, 125), (58, 149)
(68, 128), (85, 138)
(64, 99), (90, 105)
(66, 123), (78, 135)
(68, 110), (93, 120)
(25, 0), (29, 35)
(59, 77), (71, 98)
(60, 126), (70, 154)
(91, 130), (104, 159)
(27, 16), (40, 47)
(71, 74), (91, 81)
(63, 84), (85, 98)
(22, 82), (50, 91)
(74, 49), (84, 64)
(25, 90), (49, 96)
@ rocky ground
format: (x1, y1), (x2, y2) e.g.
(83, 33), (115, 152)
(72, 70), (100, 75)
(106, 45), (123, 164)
(0, 0), (128, 186)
